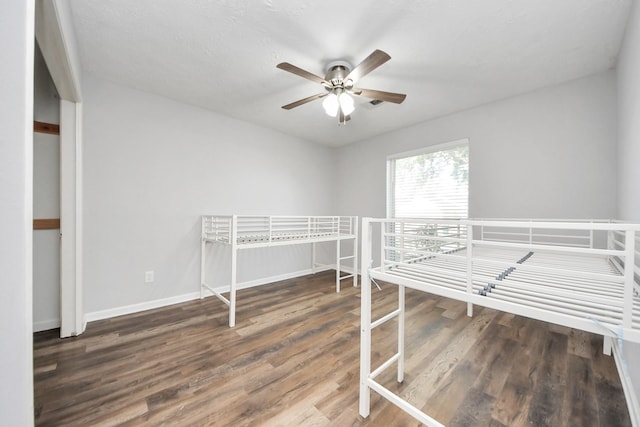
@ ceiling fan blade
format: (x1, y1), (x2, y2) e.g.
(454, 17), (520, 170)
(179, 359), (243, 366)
(337, 107), (351, 124)
(277, 62), (330, 87)
(351, 88), (407, 104)
(344, 49), (391, 84)
(281, 93), (327, 110)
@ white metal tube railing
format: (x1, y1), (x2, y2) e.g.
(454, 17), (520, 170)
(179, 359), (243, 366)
(203, 215), (358, 245)
(360, 217), (640, 425)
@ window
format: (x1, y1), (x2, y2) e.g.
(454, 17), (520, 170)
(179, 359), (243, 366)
(387, 140), (469, 218)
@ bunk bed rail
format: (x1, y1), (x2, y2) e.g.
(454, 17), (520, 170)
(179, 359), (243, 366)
(201, 215), (358, 327)
(359, 217), (640, 426)
(202, 215), (356, 246)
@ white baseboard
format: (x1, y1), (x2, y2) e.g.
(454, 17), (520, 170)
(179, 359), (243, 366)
(210, 266), (331, 294)
(85, 291), (201, 323)
(84, 267), (342, 324)
(613, 340), (640, 427)
(33, 318), (61, 333)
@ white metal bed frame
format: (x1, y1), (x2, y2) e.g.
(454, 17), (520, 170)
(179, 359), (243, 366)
(201, 215), (358, 327)
(359, 218), (640, 426)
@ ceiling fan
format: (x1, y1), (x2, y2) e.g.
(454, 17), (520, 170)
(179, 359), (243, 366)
(277, 49), (407, 124)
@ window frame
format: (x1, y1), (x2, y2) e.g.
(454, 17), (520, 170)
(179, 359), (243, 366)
(386, 138), (470, 219)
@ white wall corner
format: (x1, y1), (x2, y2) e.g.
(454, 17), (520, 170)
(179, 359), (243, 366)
(35, 0), (83, 102)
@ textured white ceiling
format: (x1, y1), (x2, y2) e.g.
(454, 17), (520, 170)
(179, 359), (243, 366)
(68, 0), (631, 147)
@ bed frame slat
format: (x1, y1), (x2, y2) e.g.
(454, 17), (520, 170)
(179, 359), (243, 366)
(359, 217), (640, 426)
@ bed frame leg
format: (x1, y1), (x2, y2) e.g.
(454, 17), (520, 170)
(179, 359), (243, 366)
(398, 285), (405, 383)
(360, 285), (372, 418)
(311, 242), (317, 275)
(229, 216), (238, 327)
(603, 336), (613, 356)
(229, 264), (237, 327)
(359, 218), (373, 418)
(353, 219), (359, 288)
(200, 238), (206, 300)
(467, 302), (473, 317)
(336, 239), (341, 293)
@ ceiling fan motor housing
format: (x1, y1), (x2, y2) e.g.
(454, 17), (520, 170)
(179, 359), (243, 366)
(325, 61), (353, 89)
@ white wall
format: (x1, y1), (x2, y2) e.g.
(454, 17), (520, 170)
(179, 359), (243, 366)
(337, 71), (618, 222)
(82, 75), (337, 315)
(34, 44), (60, 123)
(617, 0), (640, 407)
(0, 0), (35, 425)
(33, 43), (61, 332)
(618, 0), (640, 220)
(337, 71), (618, 280)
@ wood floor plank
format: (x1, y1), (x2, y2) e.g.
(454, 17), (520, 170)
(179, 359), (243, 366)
(422, 358), (477, 423)
(400, 308), (496, 410)
(567, 329), (593, 359)
(564, 354), (598, 427)
(491, 319), (548, 426)
(448, 387), (496, 427)
(34, 271), (632, 426)
(479, 335), (520, 398)
(527, 330), (569, 426)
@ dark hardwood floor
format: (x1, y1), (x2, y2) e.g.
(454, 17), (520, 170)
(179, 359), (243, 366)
(34, 271), (632, 426)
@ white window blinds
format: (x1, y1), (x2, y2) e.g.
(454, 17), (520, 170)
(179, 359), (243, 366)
(388, 142), (469, 218)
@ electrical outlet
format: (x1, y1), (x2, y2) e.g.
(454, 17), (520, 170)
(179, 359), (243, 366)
(145, 271), (154, 283)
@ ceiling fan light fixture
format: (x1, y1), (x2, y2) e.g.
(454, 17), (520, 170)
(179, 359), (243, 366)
(339, 92), (355, 115)
(322, 93), (340, 117)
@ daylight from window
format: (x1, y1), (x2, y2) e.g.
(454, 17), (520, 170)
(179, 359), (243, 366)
(389, 143), (469, 218)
